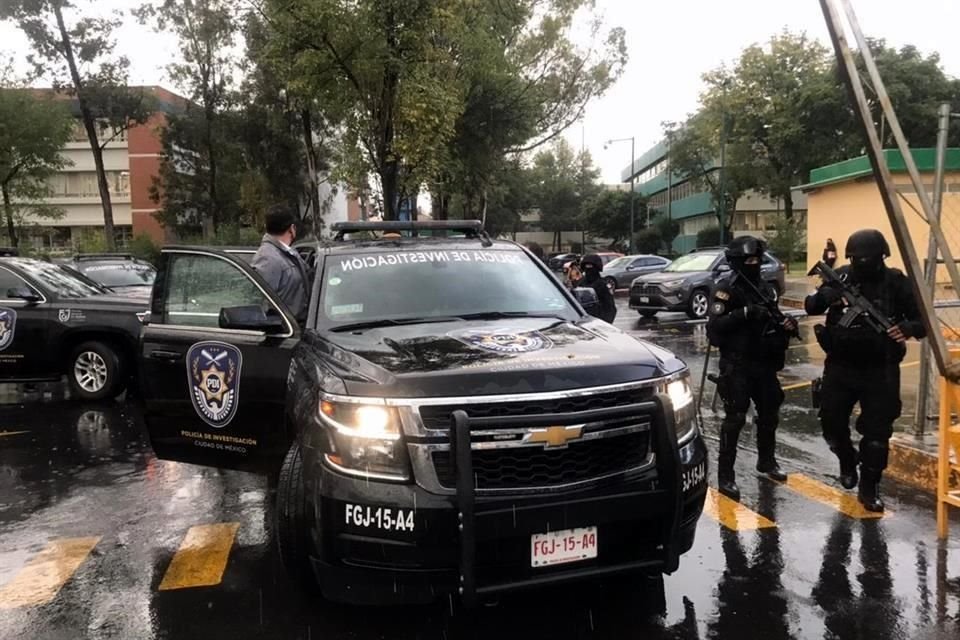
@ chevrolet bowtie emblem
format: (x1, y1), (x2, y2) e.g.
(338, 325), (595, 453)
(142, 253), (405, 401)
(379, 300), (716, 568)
(524, 425), (585, 449)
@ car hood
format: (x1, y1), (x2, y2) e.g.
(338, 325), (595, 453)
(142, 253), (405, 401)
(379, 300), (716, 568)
(632, 270), (707, 285)
(312, 317), (685, 398)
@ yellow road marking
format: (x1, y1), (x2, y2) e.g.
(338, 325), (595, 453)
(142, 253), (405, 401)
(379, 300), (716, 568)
(159, 523), (240, 590)
(784, 474), (888, 519)
(703, 487), (777, 531)
(0, 430), (29, 438)
(0, 537), (101, 608)
(787, 341), (820, 351)
(780, 360), (921, 392)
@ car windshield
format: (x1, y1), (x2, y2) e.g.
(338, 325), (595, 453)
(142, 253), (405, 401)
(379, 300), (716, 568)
(606, 256), (631, 269)
(321, 248), (577, 325)
(80, 263), (155, 287)
(664, 252), (720, 273)
(16, 260), (107, 298)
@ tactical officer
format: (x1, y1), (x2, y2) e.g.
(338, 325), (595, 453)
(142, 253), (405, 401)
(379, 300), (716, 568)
(578, 254), (617, 324)
(707, 236), (797, 499)
(804, 229), (925, 512)
(823, 238), (838, 268)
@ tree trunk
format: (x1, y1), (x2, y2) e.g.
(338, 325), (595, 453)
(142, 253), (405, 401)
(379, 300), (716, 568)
(381, 162), (399, 220)
(783, 190), (794, 220)
(301, 108), (322, 231)
(54, 3), (116, 251)
(2, 184), (16, 248)
(204, 98), (218, 240)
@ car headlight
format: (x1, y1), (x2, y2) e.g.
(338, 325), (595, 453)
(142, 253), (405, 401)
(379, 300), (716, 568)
(319, 399), (410, 481)
(661, 279), (686, 289)
(659, 374), (697, 443)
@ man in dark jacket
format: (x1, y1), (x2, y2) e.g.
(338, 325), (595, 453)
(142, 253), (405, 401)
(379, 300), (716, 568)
(251, 204), (310, 324)
(707, 236), (797, 499)
(577, 254), (617, 324)
(805, 229), (925, 512)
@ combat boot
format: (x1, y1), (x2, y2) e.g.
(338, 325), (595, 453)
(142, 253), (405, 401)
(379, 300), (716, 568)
(718, 427), (741, 501)
(839, 464), (859, 491)
(755, 428), (788, 482)
(827, 438), (859, 490)
(857, 475), (884, 513)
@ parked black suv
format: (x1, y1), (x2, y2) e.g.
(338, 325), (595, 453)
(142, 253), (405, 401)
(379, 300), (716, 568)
(61, 254), (156, 299)
(629, 247), (786, 319)
(138, 221), (707, 606)
(0, 257), (148, 399)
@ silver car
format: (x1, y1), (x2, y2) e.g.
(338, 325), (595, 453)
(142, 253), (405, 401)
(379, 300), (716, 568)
(602, 254), (671, 291)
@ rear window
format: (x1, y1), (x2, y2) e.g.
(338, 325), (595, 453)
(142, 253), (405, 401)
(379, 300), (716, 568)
(321, 249), (575, 324)
(80, 262), (155, 287)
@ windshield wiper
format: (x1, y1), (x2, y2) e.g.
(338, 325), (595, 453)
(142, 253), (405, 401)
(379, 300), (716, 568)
(456, 311), (569, 321)
(330, 316), (461, 332)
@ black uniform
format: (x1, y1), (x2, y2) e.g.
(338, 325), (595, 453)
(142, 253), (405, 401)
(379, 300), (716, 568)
(707, 237), (792, 499)
(578, 254), (617, 324)
(805, 263), (924, 507)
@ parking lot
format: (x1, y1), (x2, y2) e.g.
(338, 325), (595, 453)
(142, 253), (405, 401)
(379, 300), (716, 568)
(0, 298), (959, 639)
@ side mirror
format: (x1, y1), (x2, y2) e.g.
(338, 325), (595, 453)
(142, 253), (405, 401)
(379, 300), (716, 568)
(219, 305), (286, 333)
(573, 286), (600, 315)
(7, 287), (41, 303)
(715, 264), (732, 274)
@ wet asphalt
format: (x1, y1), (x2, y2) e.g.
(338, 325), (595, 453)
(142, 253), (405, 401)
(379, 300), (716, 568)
(0, 298), (959, 639)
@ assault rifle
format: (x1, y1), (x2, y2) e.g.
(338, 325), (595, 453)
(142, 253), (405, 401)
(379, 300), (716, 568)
(736, 274), (801, 340)
(807, 261), (895, 335)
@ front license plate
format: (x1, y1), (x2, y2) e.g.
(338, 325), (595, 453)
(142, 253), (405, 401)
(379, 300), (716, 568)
(531, 527), (598, 568)
(639, 296), (649, 303)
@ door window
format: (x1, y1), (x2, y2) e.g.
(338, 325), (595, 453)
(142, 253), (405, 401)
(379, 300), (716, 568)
(161, 254), (276, 328)
(0, 267), (33, 299)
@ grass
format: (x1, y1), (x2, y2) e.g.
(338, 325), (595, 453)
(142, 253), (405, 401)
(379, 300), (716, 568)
(784, 261), (808, 276)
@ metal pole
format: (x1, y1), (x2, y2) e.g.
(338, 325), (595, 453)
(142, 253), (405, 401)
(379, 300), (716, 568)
(718, 83), (728, 245)
(629, 137), (636, 253)
(915, 103), (952, 436)
(820, 0), (954, 379)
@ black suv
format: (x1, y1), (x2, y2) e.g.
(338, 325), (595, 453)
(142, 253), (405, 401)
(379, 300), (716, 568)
(137, 221), (707, 606)
(0, 257), (148, 399)
(62, 254), (156, 299)
(629, 247), (786, 319)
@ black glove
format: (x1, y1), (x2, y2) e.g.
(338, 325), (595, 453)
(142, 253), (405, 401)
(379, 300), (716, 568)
(819, 284), (844, 305)
(746, 304), (771, 321)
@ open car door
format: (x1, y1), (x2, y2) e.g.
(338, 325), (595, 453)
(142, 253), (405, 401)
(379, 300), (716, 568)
(138, 247), (300, 474)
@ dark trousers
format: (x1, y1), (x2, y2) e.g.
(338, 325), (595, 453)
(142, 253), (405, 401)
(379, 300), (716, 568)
(718, 361), (785, 476)
(818, 361), (902, 479)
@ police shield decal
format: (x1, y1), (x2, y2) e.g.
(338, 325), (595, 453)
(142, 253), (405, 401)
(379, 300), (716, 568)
(186, 341), (243, 428)
(0, 307), (16, 351)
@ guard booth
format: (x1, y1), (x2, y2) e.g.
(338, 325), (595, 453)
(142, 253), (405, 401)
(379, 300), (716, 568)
(937, 367), (960, 538)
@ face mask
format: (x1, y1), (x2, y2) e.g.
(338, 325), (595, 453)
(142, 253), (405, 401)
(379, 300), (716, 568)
(582, 267), (599, 282)
(851, 257), (882, 281)
(738, 262), (761, 282)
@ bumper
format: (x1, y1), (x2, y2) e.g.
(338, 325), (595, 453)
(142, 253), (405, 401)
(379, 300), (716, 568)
(309, 401), (708, 605)
(629, 288), (688, 312)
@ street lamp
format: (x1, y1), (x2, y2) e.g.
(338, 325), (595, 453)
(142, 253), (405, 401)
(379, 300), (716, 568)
(605, 137), (636, 253)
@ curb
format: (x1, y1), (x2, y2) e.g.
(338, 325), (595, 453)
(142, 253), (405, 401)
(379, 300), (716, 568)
(886, 434), (959, 494)
(781, 296), (805, 310)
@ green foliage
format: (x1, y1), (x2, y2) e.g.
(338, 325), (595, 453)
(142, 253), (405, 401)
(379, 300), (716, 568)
(128, 233), (161, 265)
(76, 228), (108, 254)
(0, 86), (73, 247)
(696, 226), (722, 248)
(580, 189), (646, 246)
(634, 227), (662, 255)
(766, 214), (807, 265)
(654, 215), (681, 250)
(529, 140), (601, 236)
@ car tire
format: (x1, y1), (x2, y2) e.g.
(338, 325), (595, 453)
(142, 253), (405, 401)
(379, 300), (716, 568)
(686, 289), (710, 320)
(604, 277), (618, 293)
(639, 310), (658, 318)
(68, 341), (124, 401)
(276, 442), (317, 590)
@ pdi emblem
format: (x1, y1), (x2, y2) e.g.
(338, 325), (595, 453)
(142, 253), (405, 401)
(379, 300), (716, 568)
(0, 307), (15, 351)
(187, 341), (242, 428)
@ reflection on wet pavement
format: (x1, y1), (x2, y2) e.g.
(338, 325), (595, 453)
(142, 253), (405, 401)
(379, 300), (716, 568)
(0, 303), (958, 639)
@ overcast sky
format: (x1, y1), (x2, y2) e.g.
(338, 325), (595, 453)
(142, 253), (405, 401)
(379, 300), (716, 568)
(3, 0), (959, 184)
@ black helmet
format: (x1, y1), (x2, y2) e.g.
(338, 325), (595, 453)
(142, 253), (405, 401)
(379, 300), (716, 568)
(845, 229), (890, 260)
(725, 235), (766, 260)
(580, 254), (604, 271)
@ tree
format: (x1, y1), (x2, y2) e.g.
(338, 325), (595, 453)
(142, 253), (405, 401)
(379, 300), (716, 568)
(0, 86), (73, 247)
(1, 0), (153, 250)
(581, 189), (648, 247)
(529, 140), (600, 250)
(137, 0), (241, 238)
(668, 108), (757, 240)
(654, 214), (680, 253)
(766, 214), (807, 268)
(634, 227), (662, 254)
(265, 0), (465, 221)
(704, 31), (849, 219)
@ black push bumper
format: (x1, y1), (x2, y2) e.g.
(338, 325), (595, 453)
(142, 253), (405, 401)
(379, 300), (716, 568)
(310, 394), (706, 606)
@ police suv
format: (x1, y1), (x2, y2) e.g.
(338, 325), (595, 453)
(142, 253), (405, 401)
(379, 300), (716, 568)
(138, 221), (707, 605)
(0, 257), (147, 400)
